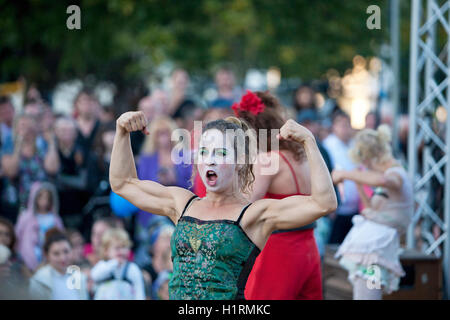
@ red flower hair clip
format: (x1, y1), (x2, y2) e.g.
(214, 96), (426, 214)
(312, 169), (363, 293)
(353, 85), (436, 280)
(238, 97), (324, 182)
(231, 90), (266, 116)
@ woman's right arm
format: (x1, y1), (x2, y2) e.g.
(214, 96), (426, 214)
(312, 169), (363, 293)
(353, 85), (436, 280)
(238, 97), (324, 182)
(109, 111), (193, 223)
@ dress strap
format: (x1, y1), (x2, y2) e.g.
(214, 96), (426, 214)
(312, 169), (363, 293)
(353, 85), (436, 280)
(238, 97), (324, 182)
(180, 195), (199, 218)
(277, 150), (301, 194)
(236, 203), (252, 225)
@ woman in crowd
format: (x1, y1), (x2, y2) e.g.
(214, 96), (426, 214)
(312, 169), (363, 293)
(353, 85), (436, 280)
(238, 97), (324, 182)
(134, 116), (192, 267)
(293, 85), (317, 113)
(29, 228), (88, 300)
(15, 181), (64, 271)
(1, 114), (60, 214)
(109, 108), (337, 299)
(144, 224), (174, 288)
(54, 116), (87, 227)
(83, 216), (124, 267)
(332, 125), (413, 300)
(234, 91), (323, 300)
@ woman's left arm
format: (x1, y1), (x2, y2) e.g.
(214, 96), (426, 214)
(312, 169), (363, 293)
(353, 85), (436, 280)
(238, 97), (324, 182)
(332, 169), (402, 190)
(256, 120), (337, 233)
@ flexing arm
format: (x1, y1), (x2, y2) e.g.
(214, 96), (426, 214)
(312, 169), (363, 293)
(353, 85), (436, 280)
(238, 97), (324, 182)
(254, 120), (337, 234)
(109, 111), (193, 223)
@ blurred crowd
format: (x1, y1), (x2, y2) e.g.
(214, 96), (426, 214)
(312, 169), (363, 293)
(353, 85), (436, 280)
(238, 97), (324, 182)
(0, 66), (413, 300)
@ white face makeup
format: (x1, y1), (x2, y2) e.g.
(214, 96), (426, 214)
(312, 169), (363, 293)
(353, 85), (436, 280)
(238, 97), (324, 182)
(197, 129), (237, 193)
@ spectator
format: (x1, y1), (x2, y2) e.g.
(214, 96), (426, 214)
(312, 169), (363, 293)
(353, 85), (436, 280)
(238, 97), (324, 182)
(1, 113), (60, 215)
(67, 229), (89, 267)
(145, 224), (174, 286)
(92, 121), (116, 186)
(54, 117), (87, 226)
(209, 67), (242, 108)
(0, 95), (16, 222)
(293, 85), (317, 113)
(297, 108), (339, 257)
(134, 117), (191, 267)
(15, 181), (64, 271)
(323, 110), (359, 244)
(172, 100), (203, 132)
(73, 90), (101, 167)
(168, 68), (195, 117)
(83, 216), (124, 266)
(152, 270), (171, 300)
(29, 228), (88, 300)
(0, 217), (30, 299)
(90, 228), (145, 300)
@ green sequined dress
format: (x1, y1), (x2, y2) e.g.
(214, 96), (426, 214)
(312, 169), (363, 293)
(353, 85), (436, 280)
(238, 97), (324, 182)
(169, 196), (260, 300)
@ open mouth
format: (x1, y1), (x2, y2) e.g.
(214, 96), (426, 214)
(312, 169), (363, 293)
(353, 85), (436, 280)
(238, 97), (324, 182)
(206, 170), (218, 186)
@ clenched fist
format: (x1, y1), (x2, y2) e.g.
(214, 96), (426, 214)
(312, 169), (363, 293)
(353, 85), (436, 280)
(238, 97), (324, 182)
(116, 111), (149, 135)
(277, 119), (314, 143)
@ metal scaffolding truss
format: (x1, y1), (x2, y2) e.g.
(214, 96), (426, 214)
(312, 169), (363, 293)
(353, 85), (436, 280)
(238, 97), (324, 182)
(408, 0), (450, 298)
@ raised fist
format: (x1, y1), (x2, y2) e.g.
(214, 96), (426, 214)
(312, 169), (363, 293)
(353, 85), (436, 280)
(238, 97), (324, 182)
(116, 111), (149, 135)
(278, 119), (314, 143)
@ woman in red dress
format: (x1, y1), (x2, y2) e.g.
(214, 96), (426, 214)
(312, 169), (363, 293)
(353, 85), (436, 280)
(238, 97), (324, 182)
(235, 91), (323, 300)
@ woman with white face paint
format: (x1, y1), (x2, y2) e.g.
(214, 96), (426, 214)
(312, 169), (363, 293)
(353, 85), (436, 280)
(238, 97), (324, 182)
(110, 110), (337, 300)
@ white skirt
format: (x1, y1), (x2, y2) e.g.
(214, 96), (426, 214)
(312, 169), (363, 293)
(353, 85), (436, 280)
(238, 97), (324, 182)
(335, 215), (405, 294)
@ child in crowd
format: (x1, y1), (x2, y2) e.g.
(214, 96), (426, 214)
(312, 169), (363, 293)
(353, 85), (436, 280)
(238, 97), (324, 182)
(90, 228), (145, 300)
(15, 182), (64, 271)
(83, 216), (124, 266)
(29, 228), (88, 300)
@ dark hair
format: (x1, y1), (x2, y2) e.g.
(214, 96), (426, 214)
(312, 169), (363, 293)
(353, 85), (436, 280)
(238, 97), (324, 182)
(43, 228), (71, 254)
(236, 91), (305, 161)
(0, 217), (16, 252)
(92, 121), (116, 173)
(293, 85), (316, 111)
(73, 88), (98, 109)
(0, 95), (11, 105)
(331, 109), (350, 124)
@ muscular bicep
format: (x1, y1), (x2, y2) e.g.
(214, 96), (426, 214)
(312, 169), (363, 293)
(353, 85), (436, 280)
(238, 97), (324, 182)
(258, 195), (331, 234)
(113, 178), (193, 223)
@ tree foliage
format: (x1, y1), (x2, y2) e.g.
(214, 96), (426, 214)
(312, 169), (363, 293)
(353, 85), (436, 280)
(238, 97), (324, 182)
(0, 0), (392, 91)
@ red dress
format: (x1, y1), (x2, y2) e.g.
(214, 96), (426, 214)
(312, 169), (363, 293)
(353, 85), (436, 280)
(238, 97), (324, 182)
(244, 151), (323, 300)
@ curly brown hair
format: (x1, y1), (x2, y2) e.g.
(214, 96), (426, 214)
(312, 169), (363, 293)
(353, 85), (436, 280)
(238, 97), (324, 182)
(235, 91), (305, 161)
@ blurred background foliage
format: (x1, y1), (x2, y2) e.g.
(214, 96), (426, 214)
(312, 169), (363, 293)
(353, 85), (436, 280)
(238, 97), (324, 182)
(1, 0), (403, 92)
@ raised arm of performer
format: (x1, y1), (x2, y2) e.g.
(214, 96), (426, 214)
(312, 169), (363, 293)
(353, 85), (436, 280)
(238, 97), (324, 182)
(109, 111), (193, 224)
(246, 119), (337, 242)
